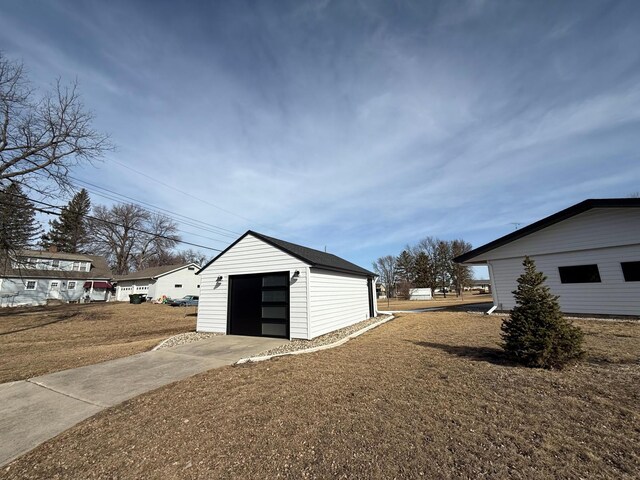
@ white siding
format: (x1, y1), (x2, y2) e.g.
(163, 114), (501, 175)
(489, 243), (640, 316)
(152, 266), (200, 300)
(197, 234), (309, 339)
(308, 268), (371, 339)
(472, 208), (640, 262)
(115, 280), (153, 301)
(0, 277), (86, 307)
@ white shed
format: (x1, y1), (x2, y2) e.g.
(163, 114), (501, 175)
(114, 263), (200, 301)
(196, 231), (377, 339)
(455, 199), (640, 316)
(409, 288), (432, 300)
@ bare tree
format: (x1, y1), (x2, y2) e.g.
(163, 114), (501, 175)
(373, 255), (397, 307)
(0, 54), (111, 193)
(146, 248), (210, 268)
(413, 237), (440, 295)
(87, 204), (180, 275)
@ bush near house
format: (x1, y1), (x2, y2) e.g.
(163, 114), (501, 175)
(501, 256), (584, 369)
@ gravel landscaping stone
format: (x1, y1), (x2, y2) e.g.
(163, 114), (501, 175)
(154, 331), (223, 350)
(254, 315), (394, 357)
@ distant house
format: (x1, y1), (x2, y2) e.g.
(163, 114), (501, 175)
(409, 288), (432, 300)
(0, 248), (113, 307)
(455, 199), (640, 316)
(469, 279), (491, 292)
(196, 231), (376, 339)
(114, 263), (200, 301)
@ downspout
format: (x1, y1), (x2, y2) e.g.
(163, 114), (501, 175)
(487, 262), (499, 311)
(305, 266), (311, 340)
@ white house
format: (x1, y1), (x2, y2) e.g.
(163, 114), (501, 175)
(455, 199), (640, 316)
(0, 248), (113, 307)
(114, 263), (200, 301)
(196, 231), (377, 339)
(409, 288), (432, 300)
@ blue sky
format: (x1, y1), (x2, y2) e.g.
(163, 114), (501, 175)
(2, 0), (639, 275)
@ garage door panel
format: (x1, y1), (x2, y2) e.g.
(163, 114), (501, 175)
(228, 272), (289, 338)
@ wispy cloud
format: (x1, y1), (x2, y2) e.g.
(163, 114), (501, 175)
(1, 0), (639, 269)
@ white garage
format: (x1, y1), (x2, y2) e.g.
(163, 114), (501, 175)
(114, 263), (201, 301)
(196, 231), (377, 339)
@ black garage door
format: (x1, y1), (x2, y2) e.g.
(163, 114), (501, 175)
(228, 272), (289, 338)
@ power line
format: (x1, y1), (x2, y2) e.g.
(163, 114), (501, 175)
(0, 195), (222, 253)
(109, 158), (283, 234)
(69, 175), (240, 238)
(66, 184), (235, 245)
(16, 175), (238, 246)
(24, 170), (240, 242)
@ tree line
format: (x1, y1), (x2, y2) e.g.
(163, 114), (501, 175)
(372, 237), (473, 299)
(0, 183), (209, 275)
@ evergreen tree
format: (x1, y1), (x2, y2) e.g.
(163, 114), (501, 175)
(395, 249), (415, 283)
(41, 189), (91, 253)
(501, 257), (584, 369)
(0, 183), (41, 254)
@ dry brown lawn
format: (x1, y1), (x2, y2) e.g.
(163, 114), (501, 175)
(4, 312), (638, 479)
(378, 293), (493, 310)
(0, 302), (195, 383)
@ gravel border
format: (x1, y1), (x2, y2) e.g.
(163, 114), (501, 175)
(237, 314), (395, 363)
(152, 331), (223, 350)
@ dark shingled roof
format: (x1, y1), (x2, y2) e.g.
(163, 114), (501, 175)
(455, 198), (640, 264)
(1, 251), (112, 280)
(198, 231), (375, 277)
(115, 263), (199, 282)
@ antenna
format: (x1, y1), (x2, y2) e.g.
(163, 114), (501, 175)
(324, 246), (327, 252)
(510, 222), (522, 230)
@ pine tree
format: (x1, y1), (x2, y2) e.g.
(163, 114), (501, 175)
(501, 256), (584, 369)
(41, 189), (91, 253)
(0, 183), (41, 254)
(395, 249), (415, 283)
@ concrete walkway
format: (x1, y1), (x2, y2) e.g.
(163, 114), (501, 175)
(0, 335), (286, 467)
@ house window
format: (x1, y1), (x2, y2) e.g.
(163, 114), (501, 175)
(73, 261), (81, 271)
(174, 284), (182, 288)
(621, 261), (640, 282)
(188, 267), (195, 271)
(51, 260), (60, 269)
(68, 281), (77, 290)
(25, 281), (37, 290)
(558, 265), (601, 284)
(84, 263), (91, 272)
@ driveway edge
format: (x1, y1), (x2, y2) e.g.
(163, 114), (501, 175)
(236, 314), (395, 364)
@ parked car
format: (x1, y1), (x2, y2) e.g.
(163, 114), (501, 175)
(169, 295), (199, 307)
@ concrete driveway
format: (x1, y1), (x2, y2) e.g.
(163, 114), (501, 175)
(0, 335), (286, 467)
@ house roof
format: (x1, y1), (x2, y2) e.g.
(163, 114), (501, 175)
(197, 231), (375, 277)
(114, 263), (200, 282)
(1, 251), (112, 280)
(454, 198), (640, 264)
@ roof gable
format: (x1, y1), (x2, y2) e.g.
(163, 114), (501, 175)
(115, 263), (200, 282)
(455, 198), (640, 264)
(197, 231), (374, 277)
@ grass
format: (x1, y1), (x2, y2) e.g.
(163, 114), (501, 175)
(4, 311), (638, 479)
(0, 302), (196, 383)
(377, 293), (492, 311)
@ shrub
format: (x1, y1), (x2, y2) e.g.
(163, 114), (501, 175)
(501, 256), (584, 369)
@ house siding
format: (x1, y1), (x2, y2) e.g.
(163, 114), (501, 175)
(472, 208), (640, 262)
(489, 243), (640, 315)
(0, 277), (86, 307)
(197, 234), (309, 339)
(152, 267), (200, 300)
(308, 268), (371, 338)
